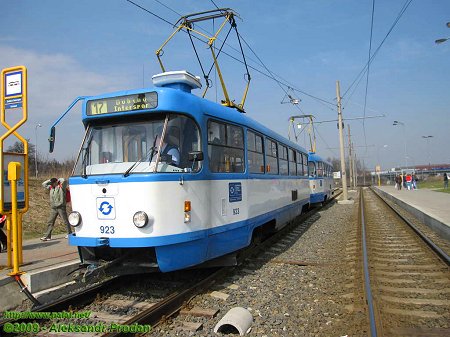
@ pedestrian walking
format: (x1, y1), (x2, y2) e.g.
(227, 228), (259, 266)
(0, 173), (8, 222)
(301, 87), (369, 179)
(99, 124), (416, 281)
(40, 178), (72, 241)
(444, 173), (449, 189)
(0, 214), (7, 252)
(406, 174), (413, 190)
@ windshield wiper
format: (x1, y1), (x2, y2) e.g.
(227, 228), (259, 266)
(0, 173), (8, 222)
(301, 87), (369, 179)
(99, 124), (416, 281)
(81, 146), (90, 179)
(123, 134), (159, 177)
(80, 133), (94, 179)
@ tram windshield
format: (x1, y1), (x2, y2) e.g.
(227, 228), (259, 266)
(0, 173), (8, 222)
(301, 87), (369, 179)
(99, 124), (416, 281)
(73, 114), (201, 176)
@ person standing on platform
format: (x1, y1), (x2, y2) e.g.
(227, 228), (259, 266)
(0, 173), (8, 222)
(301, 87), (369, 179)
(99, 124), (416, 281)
(444, 173), (449, 189)
(0, 214), (7, 252)
(395, 175), (401, 190)
(398, 174), (403, 190)
(40, 178), (72, 241)
(405, 174), (412, 190)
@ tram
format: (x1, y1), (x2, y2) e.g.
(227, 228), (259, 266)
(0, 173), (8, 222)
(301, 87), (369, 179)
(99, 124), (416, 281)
(50, 71), (311, 272)
(308, 153), (334, 205)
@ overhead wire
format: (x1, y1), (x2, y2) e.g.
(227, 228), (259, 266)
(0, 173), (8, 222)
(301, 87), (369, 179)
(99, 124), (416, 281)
(126, 0), (174, 26)
(236, 33), (304, 113)
(210, 0), (220, 11)
(342, 0), (414, 102)
(127, 0), (335, 109)
(314, 125), (339, 158)
(153, 0), (182, 16)
(362, 0), (376, 155)
(207, 0), (327, 109)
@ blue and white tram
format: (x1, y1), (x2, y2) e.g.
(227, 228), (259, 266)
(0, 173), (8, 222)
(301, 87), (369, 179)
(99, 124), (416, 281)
(56, 71), (311, 272)
(308, 153), (333, 205)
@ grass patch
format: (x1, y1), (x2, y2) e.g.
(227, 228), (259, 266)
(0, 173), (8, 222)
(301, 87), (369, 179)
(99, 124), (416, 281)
(416, 178), (450, 194)
(433, 188), (450, 194)
(417, 180), (447, 190)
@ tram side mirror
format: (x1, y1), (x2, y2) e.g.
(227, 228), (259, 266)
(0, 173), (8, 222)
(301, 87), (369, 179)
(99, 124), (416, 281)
(188, 151), (204, 162)
(49, 126), (56, 153)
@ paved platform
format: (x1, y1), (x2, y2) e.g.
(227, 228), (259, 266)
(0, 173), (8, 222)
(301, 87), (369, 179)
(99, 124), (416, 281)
(374, 186), (450, 240)
(0, 234), (79, 310)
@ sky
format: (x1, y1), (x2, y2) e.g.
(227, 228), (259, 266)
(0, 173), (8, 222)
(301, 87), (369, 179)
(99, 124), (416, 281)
(1, 0), (449, 171)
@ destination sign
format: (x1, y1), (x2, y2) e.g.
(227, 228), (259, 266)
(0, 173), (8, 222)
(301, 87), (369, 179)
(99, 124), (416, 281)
(87, 92), (158, 116)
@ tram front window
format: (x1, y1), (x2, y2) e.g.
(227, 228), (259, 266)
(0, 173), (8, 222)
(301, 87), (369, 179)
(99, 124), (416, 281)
(73, 114), (201, 176)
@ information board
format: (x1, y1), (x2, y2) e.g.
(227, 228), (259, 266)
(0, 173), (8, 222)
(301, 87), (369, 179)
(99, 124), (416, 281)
(1, 65), (28, 213)
(86, 92), (158, 116)
(1, 153), (26, 211)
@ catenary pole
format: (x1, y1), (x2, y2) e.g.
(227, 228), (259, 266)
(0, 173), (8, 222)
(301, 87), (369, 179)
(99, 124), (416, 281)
(348, 124), (353, 188)
(353, 145), (357, 188)
(336, 81), (348, 200)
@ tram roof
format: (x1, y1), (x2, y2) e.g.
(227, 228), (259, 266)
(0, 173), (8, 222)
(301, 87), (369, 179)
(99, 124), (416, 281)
(308, 152), (331, 166)
(82, 85), (308, 154)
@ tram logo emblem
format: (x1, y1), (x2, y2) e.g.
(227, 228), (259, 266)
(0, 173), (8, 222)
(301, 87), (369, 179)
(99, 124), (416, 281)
(96, 197), (116, 220)
(99, 201), (113, 215)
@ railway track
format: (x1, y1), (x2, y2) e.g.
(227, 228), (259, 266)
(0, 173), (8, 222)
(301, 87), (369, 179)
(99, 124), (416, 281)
(2, 193), (342, 337)
(360, 187), (450, 336)
(2, 269), (219, 337)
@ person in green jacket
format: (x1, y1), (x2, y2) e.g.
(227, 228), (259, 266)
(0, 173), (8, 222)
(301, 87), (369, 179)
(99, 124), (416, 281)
(40, 177), (72, 241)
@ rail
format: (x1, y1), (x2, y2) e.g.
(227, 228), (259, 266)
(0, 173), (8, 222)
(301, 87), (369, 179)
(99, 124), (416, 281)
(1, 190), (343, 336)
(359, 188), (378, 337)
(370, 187), (450, 266)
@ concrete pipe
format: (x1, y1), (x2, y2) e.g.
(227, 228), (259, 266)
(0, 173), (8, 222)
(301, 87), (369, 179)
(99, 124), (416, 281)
(214, 307), (253, 336)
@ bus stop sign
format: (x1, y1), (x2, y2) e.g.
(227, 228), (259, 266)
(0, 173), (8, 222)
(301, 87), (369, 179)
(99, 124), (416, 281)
(1, 65), (29, 213)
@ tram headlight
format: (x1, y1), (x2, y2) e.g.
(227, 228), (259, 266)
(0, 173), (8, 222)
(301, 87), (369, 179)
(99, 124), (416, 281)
(133, 211), (148, 228)
(68, 211), (81, 227)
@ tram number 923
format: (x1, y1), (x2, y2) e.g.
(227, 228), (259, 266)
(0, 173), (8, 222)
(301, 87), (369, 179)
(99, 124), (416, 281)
(100, 226), (115, 234)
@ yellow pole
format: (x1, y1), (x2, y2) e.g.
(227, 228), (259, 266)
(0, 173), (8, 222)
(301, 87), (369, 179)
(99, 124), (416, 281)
(7, 162), (23, 276)
(18, 212), (23, 264)
(6, 217), (12, 268)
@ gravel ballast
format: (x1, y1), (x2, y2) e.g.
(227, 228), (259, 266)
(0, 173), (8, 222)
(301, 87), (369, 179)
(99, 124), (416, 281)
(150, 190), (368, 336)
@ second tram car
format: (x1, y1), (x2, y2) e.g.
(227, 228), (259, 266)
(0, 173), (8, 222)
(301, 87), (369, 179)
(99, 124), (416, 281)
(57, 71), (311, 272)
(308, 153), (334, 205)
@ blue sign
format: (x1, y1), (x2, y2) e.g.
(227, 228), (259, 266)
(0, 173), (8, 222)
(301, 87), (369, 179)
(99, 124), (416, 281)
(5, 97), (23, 109)
(229, 182), (242, 203)
(96, 197), (116, 219)
(99, 201), (113, 215)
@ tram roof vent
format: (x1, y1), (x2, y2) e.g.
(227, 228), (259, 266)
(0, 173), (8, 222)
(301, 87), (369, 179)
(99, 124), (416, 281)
(152, 71), (202, 93)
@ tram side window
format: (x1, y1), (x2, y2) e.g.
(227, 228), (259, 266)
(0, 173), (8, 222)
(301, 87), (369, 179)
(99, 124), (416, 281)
(266, 139), (278, 174)
(309, 161), (316, 177)
(317, 162), (324, 177)
(208, 120), (244, 173)
(303, 154), (308, 176)
(247, 131), (264, 173)
(296, 151), (303, 176)
(279, 144), (288, 175)
(289, 148), (296, 176)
